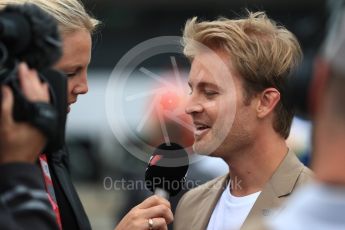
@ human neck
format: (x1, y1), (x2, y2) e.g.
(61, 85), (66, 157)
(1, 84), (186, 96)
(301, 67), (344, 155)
(224, 133), (288, 197)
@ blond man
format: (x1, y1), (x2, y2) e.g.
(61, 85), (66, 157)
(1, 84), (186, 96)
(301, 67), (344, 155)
(174, 12), (313, 230)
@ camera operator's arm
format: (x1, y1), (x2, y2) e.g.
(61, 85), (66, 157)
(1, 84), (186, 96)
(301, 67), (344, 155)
(0, 163), (59, 230)
(0, 63), (58, 230)
(0, 63), (49, 163)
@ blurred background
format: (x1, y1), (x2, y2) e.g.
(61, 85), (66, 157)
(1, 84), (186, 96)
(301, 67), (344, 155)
(67, 0), (328, 229)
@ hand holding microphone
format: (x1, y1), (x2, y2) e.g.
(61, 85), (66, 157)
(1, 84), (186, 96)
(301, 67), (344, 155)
(114, 143), (189, 230)
(114, 195), (173, 230)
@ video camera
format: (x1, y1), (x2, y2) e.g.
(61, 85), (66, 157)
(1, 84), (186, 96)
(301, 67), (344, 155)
(0, 3), (67, 153)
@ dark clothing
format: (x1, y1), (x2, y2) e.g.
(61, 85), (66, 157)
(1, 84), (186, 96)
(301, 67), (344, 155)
(0, 163), (59, 230)
(0, 148), (91, 230)
(47, 147), (91, 230)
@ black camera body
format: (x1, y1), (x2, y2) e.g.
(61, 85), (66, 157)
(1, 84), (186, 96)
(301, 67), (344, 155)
(0, 4), (67, 154)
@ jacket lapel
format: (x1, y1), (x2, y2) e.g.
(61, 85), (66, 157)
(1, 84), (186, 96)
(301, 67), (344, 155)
(192, 175), (229, 230)
(50, 148), (91, 230)
(241, 150), (304, 230)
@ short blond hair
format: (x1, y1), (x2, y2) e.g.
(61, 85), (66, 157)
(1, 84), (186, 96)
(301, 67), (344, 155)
(0, 0), (100, 35)
(183, 11), (303, 139)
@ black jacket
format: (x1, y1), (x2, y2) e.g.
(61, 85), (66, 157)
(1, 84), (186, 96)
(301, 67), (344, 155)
(0, 163), (59, 230)
(47, 147), (91, 230)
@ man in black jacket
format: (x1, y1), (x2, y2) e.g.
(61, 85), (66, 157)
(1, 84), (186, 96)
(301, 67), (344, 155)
(0, 63), (58, 230)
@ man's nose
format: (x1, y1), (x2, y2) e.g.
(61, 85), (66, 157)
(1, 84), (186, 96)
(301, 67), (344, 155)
(185, 95), (203, 115)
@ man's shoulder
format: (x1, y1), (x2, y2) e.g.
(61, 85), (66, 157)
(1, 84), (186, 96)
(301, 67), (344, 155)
(295, 164), (314, 187)
(301, 165), (313, 176)
(270, 150), (314, 196)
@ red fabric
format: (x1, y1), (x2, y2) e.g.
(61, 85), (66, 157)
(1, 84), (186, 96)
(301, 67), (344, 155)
(39, 154), (62, 230)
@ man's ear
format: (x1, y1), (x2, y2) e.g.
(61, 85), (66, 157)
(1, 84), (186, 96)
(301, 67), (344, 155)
(256, 88), (281, 118)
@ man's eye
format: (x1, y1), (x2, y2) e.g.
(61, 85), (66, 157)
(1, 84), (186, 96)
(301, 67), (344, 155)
(204, 90), (218, 96)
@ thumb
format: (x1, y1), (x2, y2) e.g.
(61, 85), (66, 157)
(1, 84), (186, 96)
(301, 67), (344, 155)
(1, 86), (14, 125)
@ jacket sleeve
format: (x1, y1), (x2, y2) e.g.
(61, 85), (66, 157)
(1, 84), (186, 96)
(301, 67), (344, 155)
(0, 163), (59, 230)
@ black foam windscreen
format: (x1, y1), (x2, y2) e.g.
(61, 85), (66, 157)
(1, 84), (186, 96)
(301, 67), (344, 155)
(145, 143), (189, 197)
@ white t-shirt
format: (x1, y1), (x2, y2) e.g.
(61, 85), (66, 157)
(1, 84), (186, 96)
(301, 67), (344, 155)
(207, 184), (261, 230)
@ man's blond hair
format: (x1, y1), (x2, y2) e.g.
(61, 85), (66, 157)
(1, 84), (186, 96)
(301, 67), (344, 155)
(183, 11), (302, 139)
(0, 0), (100, 35)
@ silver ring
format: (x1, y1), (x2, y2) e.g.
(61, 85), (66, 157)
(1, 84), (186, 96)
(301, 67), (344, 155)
(148, 218), (154, 230)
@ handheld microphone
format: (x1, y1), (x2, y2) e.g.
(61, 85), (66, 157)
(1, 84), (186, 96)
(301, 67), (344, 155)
(145, 143), (189, 200)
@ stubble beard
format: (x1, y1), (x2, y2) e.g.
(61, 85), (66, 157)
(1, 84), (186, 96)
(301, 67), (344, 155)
(192, 124), (229, 157)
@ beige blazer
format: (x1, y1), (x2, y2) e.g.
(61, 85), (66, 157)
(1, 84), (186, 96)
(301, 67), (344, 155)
(174, 150), (313, 230)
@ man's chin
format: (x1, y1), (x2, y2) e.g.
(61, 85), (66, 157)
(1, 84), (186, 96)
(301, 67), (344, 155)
(193, 142), (214, 156)
(193, 138), (225, 157)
